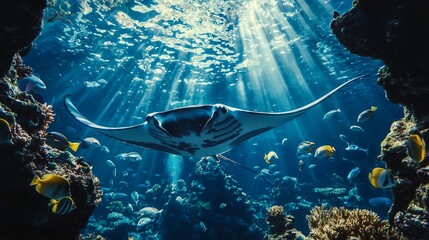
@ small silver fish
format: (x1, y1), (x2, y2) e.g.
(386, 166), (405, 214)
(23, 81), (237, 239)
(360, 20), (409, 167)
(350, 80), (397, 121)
(137, 217), (152, 227)
(128, 203), (134, 212)
(260, 168), (271, 176)
(115, 152), (143, 163)
(106, 159), (115, 168)
(339, 134), (349, 144)
(347, 167), (360, 183)
(131, 191), (139, 206)
(100, 145), (110, 153)
(296, 141), (315, 155)
(350, 125), (364, 132)
(345, 144), (368, 155)
(357, 106), (377, 123)
(81, 137), (101, 148)
(323, 108), (341, 120)
(137, 207), (163, 217)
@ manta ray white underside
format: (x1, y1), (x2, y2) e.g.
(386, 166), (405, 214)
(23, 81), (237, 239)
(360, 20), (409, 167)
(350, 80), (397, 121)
(64, 75), (369, 158)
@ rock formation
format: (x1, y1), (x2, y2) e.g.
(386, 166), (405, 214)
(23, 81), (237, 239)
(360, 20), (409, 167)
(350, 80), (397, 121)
(331, 0), (429, 238)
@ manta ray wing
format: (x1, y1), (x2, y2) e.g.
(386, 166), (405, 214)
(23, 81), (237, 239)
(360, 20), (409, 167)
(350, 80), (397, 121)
(64, 96), (184, 155)
(64, 75), (369, 157)
(223, 74), (370, 149)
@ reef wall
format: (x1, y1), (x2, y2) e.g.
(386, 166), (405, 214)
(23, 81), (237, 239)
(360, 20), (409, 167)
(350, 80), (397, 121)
(0, 1), (102, 239)
(331, 0), (429, 239)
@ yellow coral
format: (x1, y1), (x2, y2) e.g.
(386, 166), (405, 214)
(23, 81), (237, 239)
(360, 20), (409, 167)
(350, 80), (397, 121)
(268, 205), (285, 217)
(307, 205), (389, 240)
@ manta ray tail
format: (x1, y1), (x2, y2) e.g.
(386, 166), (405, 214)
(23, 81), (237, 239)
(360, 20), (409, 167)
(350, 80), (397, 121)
(216, 154), (276, 188)
(287, 74), (371, 114)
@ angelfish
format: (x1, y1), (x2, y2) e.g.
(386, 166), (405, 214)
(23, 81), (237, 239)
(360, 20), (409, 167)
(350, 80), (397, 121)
(64, 75), (368, 158)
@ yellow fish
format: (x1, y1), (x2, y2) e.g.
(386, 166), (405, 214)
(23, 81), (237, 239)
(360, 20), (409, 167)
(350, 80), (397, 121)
(264, 151), (279, 164)
(368, 167), (394, 188)
(407, 134), (426, 162)
(30, 174), (70, 200)
(0, 118), (13, 144)
(314, 145), (335, 159)
(49, 196), (76, 215)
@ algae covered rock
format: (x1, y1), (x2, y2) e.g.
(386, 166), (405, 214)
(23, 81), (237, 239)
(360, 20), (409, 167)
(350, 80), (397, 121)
(0, 2), (102, 238)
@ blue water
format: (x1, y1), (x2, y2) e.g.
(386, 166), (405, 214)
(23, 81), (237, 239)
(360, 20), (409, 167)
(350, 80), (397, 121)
(23, 0), (403, 238)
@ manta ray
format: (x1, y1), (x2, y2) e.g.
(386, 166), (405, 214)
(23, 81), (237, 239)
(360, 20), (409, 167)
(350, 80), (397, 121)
(65, 75), (368, 159)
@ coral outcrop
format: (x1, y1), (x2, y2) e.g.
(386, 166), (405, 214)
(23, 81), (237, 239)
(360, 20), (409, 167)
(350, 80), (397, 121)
(0, 58), (102, 240)
(330, 1), (429, 238)
(160, 157), (264, 240)
(306, 205), (389, 240)
(0, 1), (102, 239)
(330, 0), (429, 116)
(82, 157), (264, 240)
(265, 205), (305, 240)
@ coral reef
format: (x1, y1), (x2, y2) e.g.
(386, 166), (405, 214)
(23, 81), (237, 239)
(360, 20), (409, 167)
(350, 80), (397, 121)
(82, 157), (264, 240)
(0, 1), (102, 239)
(331, 1), (429, 238)
(306, 205), (389, 240)
(0, 64), (102, 240)
(265, 205), (305, 240)
(160, 157), (264, 240)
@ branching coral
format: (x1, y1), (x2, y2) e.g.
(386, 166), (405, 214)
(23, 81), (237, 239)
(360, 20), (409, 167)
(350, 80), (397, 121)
(266, 205), (305, 240)
(40, 103), (55, 132)
(307, 206), (389, 240)
(266, 205), (288, 235)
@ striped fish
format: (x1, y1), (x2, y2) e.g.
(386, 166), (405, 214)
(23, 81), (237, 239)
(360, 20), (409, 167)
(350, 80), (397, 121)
(368, 167), (394, 188)
(49, 196), (76, 215)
